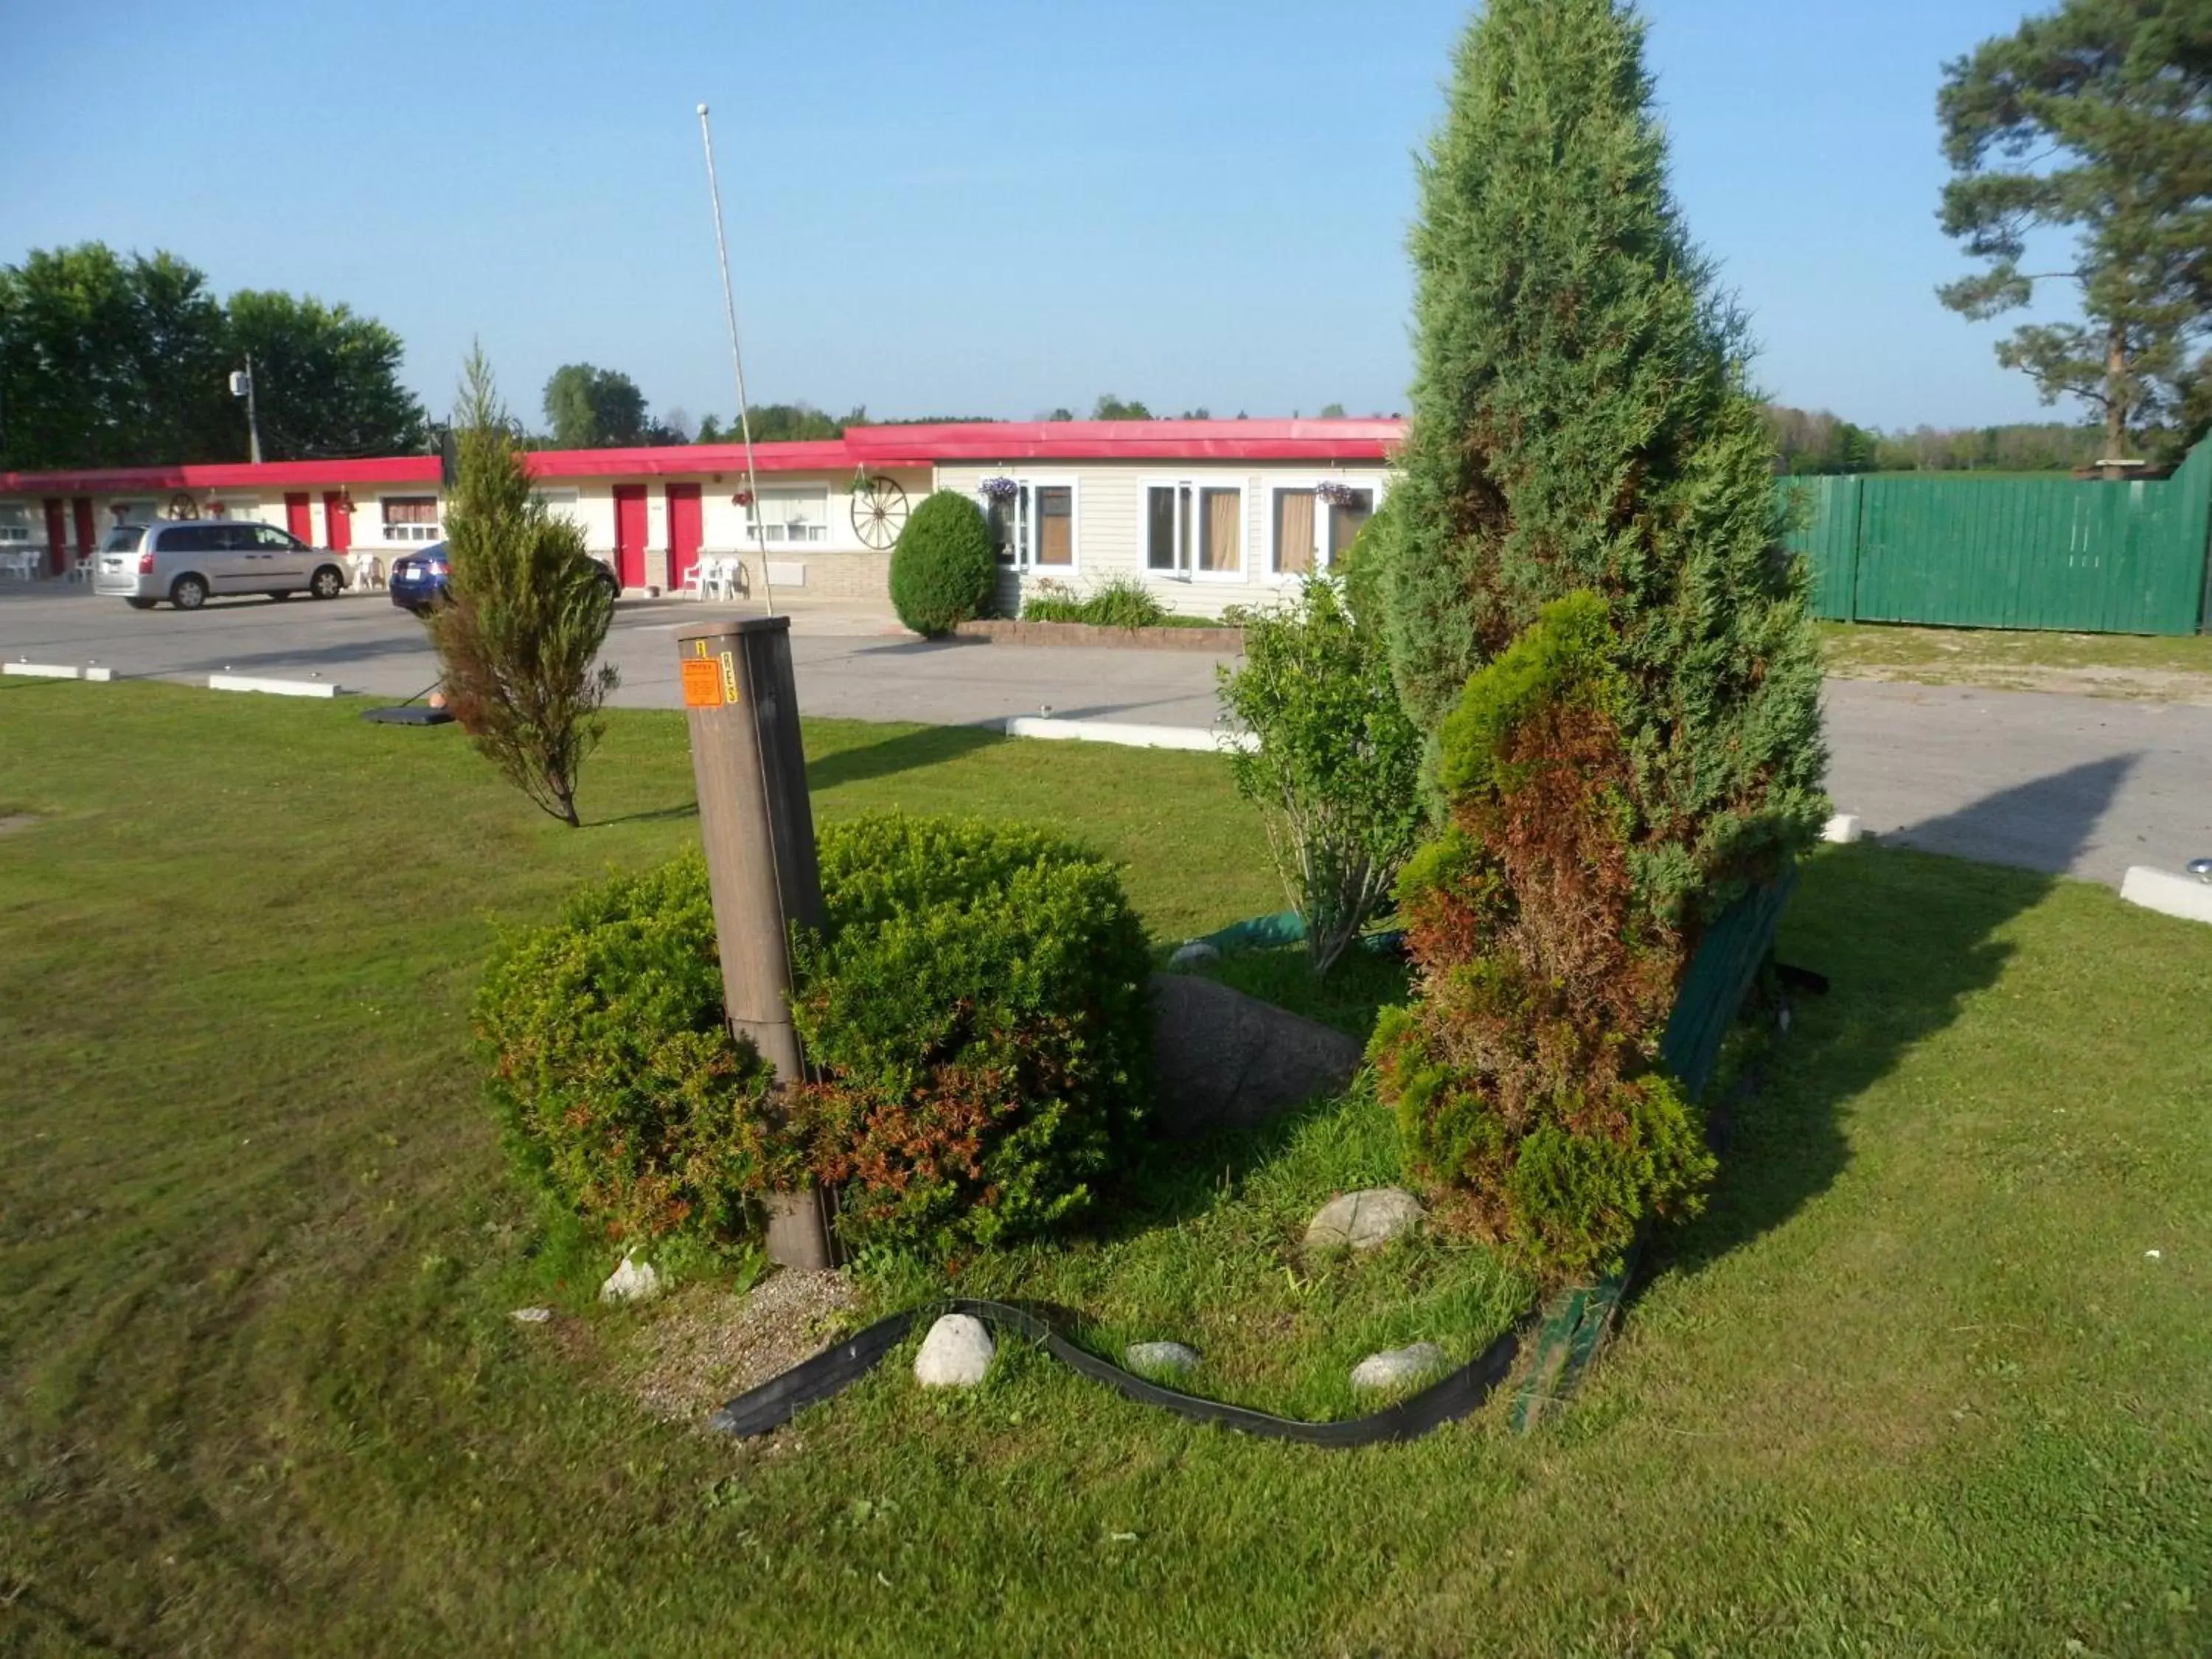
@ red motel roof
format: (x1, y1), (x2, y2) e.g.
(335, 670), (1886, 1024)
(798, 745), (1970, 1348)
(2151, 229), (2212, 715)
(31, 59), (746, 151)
(0, 420), (1404, 497)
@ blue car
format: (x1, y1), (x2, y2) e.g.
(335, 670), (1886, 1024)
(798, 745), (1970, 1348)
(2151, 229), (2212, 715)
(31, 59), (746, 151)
(390, 541), (621, 615)
(389, 543), (451, 613)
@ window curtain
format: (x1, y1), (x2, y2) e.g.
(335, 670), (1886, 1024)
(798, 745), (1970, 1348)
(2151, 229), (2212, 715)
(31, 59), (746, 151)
(1202, 488), (1240, 572)
(1036, 487), (1073, 566)
(1275, 490), (1315, 573)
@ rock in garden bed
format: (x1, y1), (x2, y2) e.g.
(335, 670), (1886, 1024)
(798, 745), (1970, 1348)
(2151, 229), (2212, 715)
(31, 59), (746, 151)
(1150, 972), (1364, 1136)
(1304, 1187), (1425, 1253)
(1124, 1340), (1200, 1379)
(914, 1313), (995, 1388)
(1350, 1342), (1446, 1393)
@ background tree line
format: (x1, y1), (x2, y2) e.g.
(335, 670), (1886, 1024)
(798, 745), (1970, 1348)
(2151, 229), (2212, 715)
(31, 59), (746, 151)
(0, 243), (425, 470)
(1762, 403), (2110, 474)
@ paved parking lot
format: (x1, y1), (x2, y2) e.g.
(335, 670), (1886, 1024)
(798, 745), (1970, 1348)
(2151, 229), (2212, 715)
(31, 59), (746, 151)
(4, 585), (2208, 886)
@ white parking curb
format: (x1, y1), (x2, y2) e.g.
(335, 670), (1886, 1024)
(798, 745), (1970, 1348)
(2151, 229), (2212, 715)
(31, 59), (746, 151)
(4, 661), (82, 680)
(1823, 813), (1863, 844)
(2119, 866), (2212, 926)
(1003, 716), (1256, 754)
(208, 673), (337, 699)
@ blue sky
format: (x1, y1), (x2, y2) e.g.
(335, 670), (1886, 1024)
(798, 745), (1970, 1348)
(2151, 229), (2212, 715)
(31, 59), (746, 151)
(6, 1), (2075, 434)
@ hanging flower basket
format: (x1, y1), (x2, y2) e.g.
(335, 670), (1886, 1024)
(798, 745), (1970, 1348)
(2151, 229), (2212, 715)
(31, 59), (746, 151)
(732, 489), (754, 507)
(1316, 480), (1362, 507)
(979, 476), (1020, 503)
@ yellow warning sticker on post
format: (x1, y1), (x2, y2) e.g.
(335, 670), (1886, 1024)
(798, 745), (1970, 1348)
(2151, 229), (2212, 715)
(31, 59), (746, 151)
(719, 650), (740, 706)
(680, 657), (724, 709)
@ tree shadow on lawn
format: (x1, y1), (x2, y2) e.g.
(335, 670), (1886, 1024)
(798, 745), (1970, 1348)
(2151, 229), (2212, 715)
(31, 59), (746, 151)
(1660, 753), (2138, 1279)
(804, 722), (1001, 793)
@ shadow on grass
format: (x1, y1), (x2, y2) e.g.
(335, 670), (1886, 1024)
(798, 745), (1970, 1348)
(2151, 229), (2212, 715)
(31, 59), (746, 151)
(805, 723), (1001, 793)
(589, 800), (700, 828)
(1663, 755), (2131, 1277)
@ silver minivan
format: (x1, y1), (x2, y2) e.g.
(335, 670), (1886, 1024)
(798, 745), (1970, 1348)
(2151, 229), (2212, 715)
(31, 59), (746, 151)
(93, 521), (351, 611)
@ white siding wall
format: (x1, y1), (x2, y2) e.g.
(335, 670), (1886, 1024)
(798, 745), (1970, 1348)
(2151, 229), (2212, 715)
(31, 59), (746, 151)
(930, 462), (1392, 619)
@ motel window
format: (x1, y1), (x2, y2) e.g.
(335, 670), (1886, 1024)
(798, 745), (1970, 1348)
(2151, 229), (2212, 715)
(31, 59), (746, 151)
(1273, 483), (1376, 575)
(531, 488), (584, 524)
(382, 495), (444, 543)
(984, 481), (1075, 569)
(745, 487), (830, 545)
(1144, 481), (1242, 579)
(0, 504), (27, 545)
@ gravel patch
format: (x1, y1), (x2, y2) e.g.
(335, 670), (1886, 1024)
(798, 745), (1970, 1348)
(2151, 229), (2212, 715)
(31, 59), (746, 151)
(625, 1270), (860, 1424)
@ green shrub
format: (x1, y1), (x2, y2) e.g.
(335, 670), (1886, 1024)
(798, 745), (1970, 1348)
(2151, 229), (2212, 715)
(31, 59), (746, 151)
(475, 855), (796, 1253)
(1077, 572), (1169, 629)
(792, 815), (1154, 1253)
(1369, 595), (1717, 1280)
(889, 491), (997, 636)
(1217, 577), (1424, 975)
(1019, 577), (1087, 623)
(1020, 572), (1171, 629)
(476, 815), (1153, 1260)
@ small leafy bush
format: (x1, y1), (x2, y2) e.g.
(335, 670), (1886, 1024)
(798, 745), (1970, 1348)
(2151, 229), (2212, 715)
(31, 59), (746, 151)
(1020, 572), (1170, 629)
(1370, 594), (1717, 1281)
(792, 815), (1154, 1252)
(476, 815), (1153, 1260)
(1217, 576), (1424, 975)
(476, 855), (796, 1253)
(1018, 577), (1086, 623)
(1077, 572), (1169, 629)
(889, 491), (997, 636)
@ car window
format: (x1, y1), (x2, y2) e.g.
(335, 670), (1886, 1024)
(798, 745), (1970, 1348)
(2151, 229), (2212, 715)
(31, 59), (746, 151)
(102, 527), (143, 553)
(212, 523), (255, 552)
(157, 524), (217, 554)
(251, 524), (298, 550)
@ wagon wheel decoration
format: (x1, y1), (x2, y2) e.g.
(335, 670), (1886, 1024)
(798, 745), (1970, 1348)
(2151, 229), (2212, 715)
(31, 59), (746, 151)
(850, 474), (909, 550)
(167, 492), (200, 521)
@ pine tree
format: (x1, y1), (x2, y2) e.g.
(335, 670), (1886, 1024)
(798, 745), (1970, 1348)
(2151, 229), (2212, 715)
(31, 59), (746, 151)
(1371, 0), (1828, 1277)
(1937, 0), (2212, 459)
(428, 349), (619, 827)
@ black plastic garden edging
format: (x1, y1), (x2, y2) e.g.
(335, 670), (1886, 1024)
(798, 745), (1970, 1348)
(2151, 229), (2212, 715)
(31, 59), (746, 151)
(707, 1296), (1526, 1448)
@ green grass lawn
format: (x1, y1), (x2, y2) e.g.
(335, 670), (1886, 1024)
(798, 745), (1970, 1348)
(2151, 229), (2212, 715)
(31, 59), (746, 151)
(5, 679), (2211, 1655)
(1821, 619), (2212, 698)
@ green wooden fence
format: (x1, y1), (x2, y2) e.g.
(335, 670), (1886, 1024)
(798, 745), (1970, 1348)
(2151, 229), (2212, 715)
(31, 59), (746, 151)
(1780, 435), (2212, 635)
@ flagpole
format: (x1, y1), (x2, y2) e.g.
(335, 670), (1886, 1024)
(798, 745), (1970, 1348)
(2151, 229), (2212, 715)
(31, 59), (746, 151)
(697, 102), (773, 616)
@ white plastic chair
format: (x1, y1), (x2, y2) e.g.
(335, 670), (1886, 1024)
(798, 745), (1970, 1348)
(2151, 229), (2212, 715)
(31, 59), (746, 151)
(679, 559), (710, 600)
(69, 554), (92, 584)
(349, 553), (383, 591)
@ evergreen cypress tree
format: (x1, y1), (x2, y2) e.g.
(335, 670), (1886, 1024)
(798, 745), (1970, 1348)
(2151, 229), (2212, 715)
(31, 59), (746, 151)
(1371, 0), (1829, 1276)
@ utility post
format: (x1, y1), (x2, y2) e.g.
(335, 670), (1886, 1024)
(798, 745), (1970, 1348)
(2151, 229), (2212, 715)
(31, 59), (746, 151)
(230, 355), (263, 465)
(675, 616), (836, 1270)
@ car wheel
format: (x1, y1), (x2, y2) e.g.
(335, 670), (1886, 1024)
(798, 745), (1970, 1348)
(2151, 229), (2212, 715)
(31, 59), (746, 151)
(125, 597), (157, 611)
(170, 575), (207, 611)
(310, 566), (345, 600)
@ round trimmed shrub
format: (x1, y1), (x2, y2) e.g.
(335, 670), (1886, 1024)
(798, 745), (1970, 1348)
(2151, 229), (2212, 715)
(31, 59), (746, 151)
(791, 815), (1153, 1252)
(888, 490), (997, 636)
(475, 855), (796, 1253)
(476, 814), (1152, 1259)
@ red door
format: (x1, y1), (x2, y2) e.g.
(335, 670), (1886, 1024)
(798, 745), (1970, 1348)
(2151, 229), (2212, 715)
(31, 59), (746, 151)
(70, 498), (97, 572)
(613, 484), (647, 589)
(321, 492), (352, 553)
(285, 493), (313, 543)
(41, 500), (66, 577)
(665, 483), (703, 590)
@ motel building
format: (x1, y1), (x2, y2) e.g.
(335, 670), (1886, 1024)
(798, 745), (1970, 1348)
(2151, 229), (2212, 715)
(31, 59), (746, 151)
(0, 420), (1399, 619)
